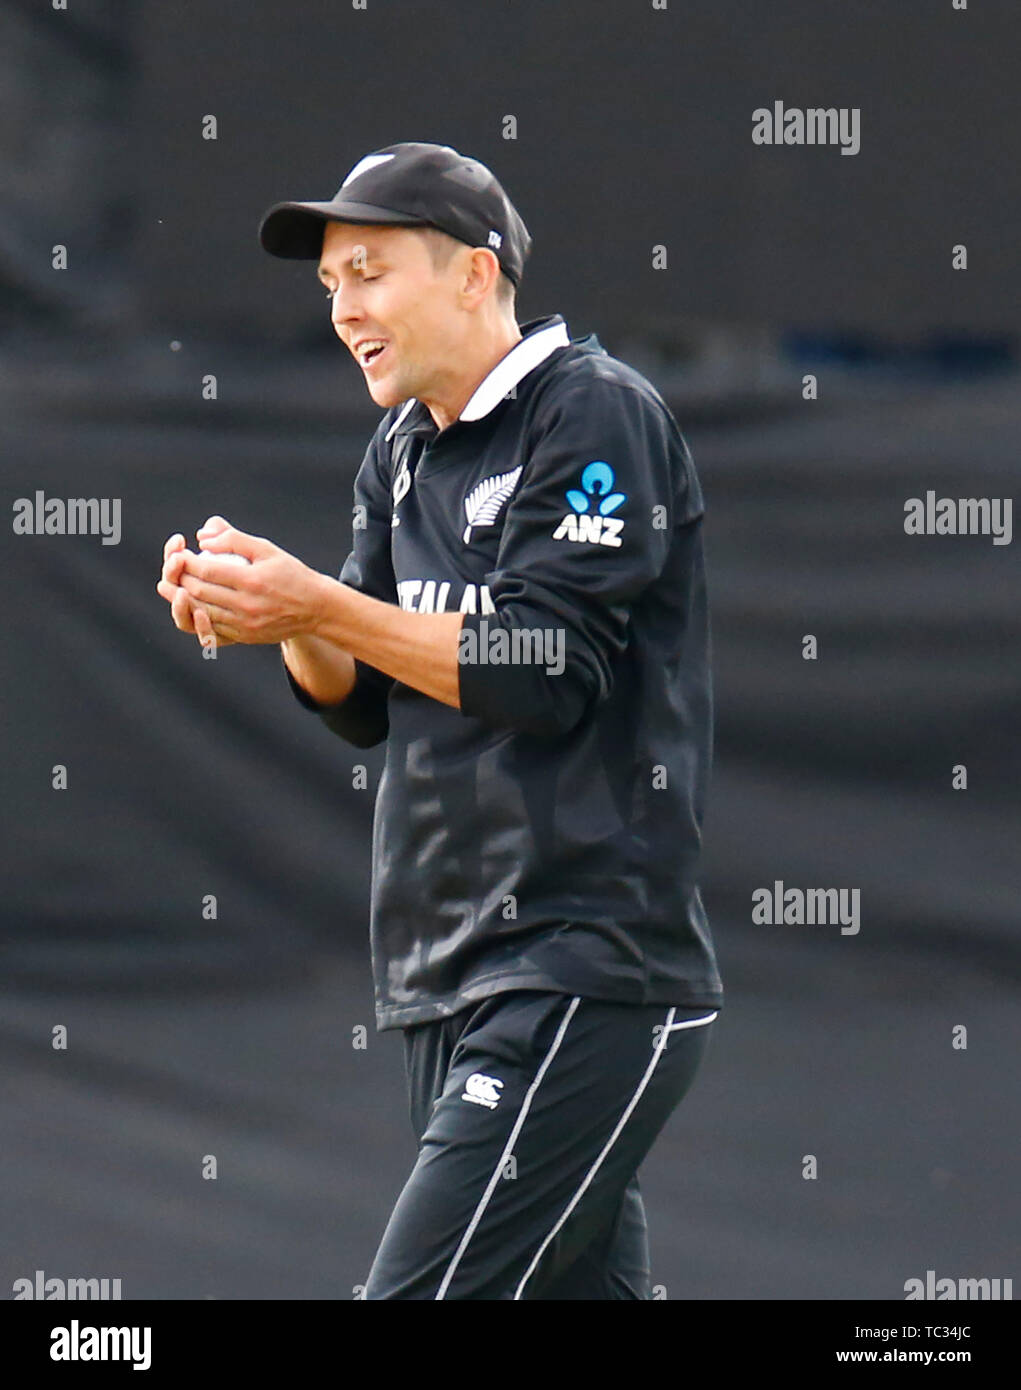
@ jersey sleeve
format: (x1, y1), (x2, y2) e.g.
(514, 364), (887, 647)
(282, 421), (397, 749)
(457, 376), (703, 738)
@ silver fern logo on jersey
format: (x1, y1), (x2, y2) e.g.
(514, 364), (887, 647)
(462, 466), (522, 544)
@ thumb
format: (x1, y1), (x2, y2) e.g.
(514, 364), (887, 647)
(196, 515), (231, 542)
(197, 524), (271, 563)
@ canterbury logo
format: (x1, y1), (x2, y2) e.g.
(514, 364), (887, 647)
(462, 466), (522, 544)
(461, 1072), (504, 1109)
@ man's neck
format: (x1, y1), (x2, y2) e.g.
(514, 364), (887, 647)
(425, 318), (523, 431)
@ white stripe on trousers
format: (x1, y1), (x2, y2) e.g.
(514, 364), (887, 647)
(434, 994), (583, 1300)
(512, 1005), (717, 1299)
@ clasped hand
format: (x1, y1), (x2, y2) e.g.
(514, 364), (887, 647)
(156, 515), (326, 648)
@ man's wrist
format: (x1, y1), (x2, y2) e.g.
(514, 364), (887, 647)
(306, 569), (345, 639)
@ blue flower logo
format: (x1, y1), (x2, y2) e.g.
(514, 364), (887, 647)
(566, 461), (627, 516)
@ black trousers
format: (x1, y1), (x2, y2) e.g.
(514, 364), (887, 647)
(363, 989), (718, 1300)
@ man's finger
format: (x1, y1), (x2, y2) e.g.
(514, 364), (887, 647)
(177, 558), (253, 607)
(193, 606), (214, 645)
(163, 533), (186, 564)
(196, 515), (231, 542)
(163, 550), (188, 585)
(181, 592), (241, 628)
(156, 577), (188, 605)
(171, 586), (198, 634)
(196, 525), (270, 563)
(181, 548), (252, 585)
(194, 605), (235, 649)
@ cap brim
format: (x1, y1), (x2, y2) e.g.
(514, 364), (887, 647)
(258, 199), (431, 259)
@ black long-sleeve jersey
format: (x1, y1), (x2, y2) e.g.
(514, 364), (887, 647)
(285, 313), (724, 1030)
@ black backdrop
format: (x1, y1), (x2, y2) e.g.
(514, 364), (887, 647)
(1, 0), (1019, 1305)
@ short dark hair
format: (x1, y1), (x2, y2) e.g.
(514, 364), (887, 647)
(419, 226), (516, 310)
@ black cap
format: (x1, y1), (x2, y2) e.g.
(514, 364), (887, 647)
(258, 141), (532, 287)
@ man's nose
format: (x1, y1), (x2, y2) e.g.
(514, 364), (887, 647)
(330, 283), (362, 331)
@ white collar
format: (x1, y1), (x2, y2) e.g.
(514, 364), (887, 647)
(385, 318), (570, 441)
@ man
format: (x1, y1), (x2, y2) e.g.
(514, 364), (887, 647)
(157, 141), (724, 1300)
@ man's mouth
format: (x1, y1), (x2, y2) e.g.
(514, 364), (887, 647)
(355, 339), (389, 370)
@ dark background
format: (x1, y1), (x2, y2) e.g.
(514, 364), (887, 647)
(1, 0), (1018, 1301)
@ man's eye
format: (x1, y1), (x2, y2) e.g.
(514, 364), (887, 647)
(324, 273), (380, 298)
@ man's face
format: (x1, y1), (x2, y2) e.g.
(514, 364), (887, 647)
(317, 220), (462, 411)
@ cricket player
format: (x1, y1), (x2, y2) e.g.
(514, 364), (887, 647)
(157, 141), (724, 1300)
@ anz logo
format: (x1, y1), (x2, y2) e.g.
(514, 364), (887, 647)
(552, 460), (627, 547)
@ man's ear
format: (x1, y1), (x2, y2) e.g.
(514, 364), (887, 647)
(463, 246), (500, 305)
